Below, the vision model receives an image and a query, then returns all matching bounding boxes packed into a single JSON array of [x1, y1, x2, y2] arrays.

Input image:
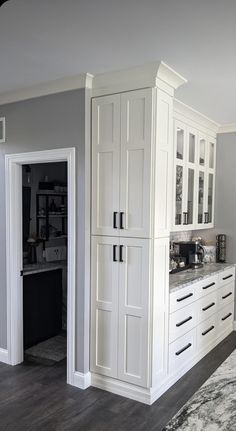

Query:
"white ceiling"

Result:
[[1, 0, 236, 124]]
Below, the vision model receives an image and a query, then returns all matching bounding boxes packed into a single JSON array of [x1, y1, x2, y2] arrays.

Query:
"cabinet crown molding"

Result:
[[174, 99, 220, 136], [92, 61, 187, 96]]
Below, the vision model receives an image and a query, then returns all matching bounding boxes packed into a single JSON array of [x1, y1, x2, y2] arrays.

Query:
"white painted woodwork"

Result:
[[92, 95, 120, 236], [152, 237, 170, 386], [118, 238, 150, 387], [169, 266, 235, 380], [120, 90, 153, 238], [172, 113, 216, 231], [90, 236, 119, 377], [154, 89, 173, 238]]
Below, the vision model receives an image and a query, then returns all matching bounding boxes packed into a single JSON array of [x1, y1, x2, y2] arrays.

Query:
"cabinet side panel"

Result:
[[152, 237, 169, 386], [154, 89, 173, 238]]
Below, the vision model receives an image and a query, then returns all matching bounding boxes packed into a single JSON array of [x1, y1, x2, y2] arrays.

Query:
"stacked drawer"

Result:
[[169, 266, 235, 375]]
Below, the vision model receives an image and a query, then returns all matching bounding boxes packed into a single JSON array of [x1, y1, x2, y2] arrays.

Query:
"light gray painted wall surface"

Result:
[[0, 89, 87, 373]]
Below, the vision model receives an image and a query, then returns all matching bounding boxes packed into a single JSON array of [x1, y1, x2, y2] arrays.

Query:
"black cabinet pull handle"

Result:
[[223, 274, 233, 281], [176, 316, 192, 327], [202, 325, 214, 336], [204, 212, 208, 224], [119, 245, 124, 262], [175, 343, 192, 356], [113, 212, 118, 229], [202, 302, 215, 311], [113, 245, 118, 262], [176, 293, 193, 302], [20, 270, 24, 277], [222, 292, 232, 300], [202, 282, 215, 290], [120, 212, 124, 229], [183, 212, 188, 225], [222, 312, 232, 321]]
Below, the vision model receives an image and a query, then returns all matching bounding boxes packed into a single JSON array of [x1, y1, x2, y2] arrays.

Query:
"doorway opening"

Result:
[[22, 162, 68, 366], [6, 148, 76, 385]]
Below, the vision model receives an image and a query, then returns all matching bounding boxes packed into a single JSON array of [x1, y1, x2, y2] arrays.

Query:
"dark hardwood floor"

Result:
[[0, 332, 235, 431]]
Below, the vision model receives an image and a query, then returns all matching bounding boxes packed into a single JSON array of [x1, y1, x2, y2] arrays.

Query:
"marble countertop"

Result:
[[23, 260, 67, 276], [170, 263, 235, 293]]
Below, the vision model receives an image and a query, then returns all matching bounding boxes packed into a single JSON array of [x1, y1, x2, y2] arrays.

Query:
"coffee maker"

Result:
[[172, 240, 205, 271]]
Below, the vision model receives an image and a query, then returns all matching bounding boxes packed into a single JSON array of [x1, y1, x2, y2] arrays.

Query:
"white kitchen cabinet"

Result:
[[172, 116, 216, 231], [90, 62, 187, 405], [92, 89, 153, 239], [173, 121, 198, 231], [90, 235, 150, 387]]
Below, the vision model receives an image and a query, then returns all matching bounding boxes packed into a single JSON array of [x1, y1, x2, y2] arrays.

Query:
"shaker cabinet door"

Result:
[[90, 236, 119, 378], [92, 95, 120, 236], [118, 238, 150, 387], [120, 89, 153, 238]]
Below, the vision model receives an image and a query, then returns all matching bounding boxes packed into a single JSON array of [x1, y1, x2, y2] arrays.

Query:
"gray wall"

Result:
[[215, 132, 236, 264], [0, 89, 87, 373]]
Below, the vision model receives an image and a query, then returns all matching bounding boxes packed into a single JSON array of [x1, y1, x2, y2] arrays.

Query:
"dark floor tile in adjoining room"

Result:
[[0, 332, 235, 431]]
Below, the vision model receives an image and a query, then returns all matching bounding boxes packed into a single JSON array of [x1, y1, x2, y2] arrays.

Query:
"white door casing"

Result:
[[5, 148, 76, 386]]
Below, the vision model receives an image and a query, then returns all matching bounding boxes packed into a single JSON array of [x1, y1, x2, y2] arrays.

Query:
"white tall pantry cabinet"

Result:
[[90, 63, 187, 404]]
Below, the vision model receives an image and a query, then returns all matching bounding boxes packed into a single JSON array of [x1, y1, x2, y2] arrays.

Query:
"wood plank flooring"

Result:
[[0, 332, 235, 431]]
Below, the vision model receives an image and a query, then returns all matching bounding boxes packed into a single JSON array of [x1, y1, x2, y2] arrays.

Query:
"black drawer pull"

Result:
[[113, 212, 118, 229], [222, 292, 232, 300], [202, 302, 215, 311], [119, 245, 124, 263], [120, 212, 125, 229], [202, 325, 215, 336], [177, 293, 193, 302], [176, 316, 192, 327], [223, 274, 233, 281], [202, 282, 215, 290], [113, 245, 118, 262], [175, 343, 192, 356], [222, 312, 232, 321]]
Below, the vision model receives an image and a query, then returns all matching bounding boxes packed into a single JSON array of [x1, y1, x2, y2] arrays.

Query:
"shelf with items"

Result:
[[36, 192, 67, 241]]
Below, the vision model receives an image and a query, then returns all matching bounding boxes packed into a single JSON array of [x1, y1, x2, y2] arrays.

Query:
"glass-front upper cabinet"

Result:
[[173, 121, 197, 230]]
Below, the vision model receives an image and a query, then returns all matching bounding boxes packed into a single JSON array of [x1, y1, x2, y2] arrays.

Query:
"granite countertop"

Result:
[[23, 260, 67, 276], [169, 263, 235, 293]]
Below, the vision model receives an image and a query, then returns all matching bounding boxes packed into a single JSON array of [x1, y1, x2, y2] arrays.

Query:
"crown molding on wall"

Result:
[[92, 61, 187, 97], [0, 73, 94, 106], [218, 124, 236, 134], [174, 98, 220, 137]]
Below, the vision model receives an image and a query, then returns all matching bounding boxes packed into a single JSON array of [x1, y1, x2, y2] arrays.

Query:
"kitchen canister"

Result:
[[216, 234, 226, 262]]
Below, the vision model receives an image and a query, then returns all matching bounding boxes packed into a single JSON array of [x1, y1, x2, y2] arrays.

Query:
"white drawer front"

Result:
[[195, 275, 218, 299], [169, 303, 197, 343], [219, 267, 235, 286], [218, 302, 234, 335], [197, 291, 218, 324], [218, 281, 234, 310], [169, 329, 196, 375], [170, 285, 196, 313], [197, 314, 217, 352]]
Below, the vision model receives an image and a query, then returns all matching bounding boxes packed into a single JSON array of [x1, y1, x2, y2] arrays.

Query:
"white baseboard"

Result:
[[72, 371, 91, 390], [91, 372, 151, 404], [0, 348, 9, 364], [233, 321, 236, 331]]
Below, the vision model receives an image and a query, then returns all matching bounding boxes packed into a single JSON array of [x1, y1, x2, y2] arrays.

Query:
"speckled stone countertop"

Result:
[[23, 260, 67, 276], [169, 263, 235, 293]]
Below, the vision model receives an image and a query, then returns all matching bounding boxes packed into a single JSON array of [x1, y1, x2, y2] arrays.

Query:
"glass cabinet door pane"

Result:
[[209, 142, 215, 169], [199, 139, 206, 166], [198, 171, 205, 223], [176, 128, 184, 160], [187, 168, 194, 225], [175, 165, 183, 225], [189, 133, 195, 163], [208, 173, 213, 223]]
